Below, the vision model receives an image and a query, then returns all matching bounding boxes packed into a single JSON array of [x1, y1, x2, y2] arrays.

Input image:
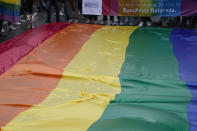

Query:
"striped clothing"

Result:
[[0, 0, 20, 22]]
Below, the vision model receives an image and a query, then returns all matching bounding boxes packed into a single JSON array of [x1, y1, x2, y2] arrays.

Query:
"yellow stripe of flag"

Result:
[[3, 26, 138, 131], [1, 0, 20, 5]]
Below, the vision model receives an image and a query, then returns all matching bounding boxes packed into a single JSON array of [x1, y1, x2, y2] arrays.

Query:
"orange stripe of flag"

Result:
[[0, 24, 103, 129]]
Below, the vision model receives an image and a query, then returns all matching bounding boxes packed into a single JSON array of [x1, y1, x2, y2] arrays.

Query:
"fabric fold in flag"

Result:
[[0, 23, 70, 75], [88, 27, 193, 131], [2, 25, 138, 131], [0, 23, 102, 130], [0, 23, 197, 131]]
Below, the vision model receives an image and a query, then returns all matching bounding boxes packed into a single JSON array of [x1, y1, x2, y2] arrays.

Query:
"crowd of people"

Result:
[[0, 0, 197, 36]]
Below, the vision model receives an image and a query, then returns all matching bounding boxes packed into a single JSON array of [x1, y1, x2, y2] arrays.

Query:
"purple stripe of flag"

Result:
[[170, 29, 197, 131], [0, 14, 19, 22]]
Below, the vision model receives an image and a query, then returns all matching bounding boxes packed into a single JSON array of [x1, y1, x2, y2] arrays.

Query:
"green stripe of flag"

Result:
[[88, 27, 192, 131], [0, 2, 20, 11]]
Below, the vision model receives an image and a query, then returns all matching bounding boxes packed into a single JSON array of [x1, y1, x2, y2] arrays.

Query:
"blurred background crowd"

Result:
[[0, 0, 197, 37]]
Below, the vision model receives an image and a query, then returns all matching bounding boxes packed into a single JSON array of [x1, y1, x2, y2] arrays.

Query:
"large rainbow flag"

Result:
[[0, 23, 197, 131], [0, 0, 20, 22]]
